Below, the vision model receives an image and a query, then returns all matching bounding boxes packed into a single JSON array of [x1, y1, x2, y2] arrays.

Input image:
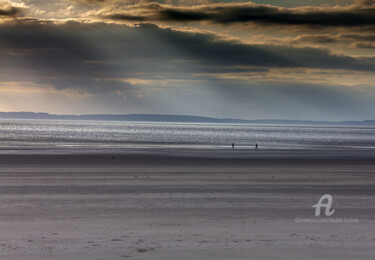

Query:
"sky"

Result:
[[0, 0, 375, 120]]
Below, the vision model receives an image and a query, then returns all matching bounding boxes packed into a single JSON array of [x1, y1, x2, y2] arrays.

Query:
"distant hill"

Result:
[[0, 112, 374, 126]]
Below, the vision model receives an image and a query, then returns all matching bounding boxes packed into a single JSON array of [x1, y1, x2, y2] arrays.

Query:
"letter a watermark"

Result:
[[312, 194, 335, 217]]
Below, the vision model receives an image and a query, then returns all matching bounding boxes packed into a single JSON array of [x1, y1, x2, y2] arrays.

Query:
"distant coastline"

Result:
[[0, 112, 374, 126]]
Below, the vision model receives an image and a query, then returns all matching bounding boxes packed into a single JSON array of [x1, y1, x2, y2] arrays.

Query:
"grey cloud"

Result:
[[269, 32, 375, 50], [1, 21, 375, 97], [293, 34, 339, 44], [0, 21, 135, 95], [0, 19, 375, 120], [339, 33, 375, 42], [351, 42, 375, 48], [107, 13, 146, 21], [295, 33, 375, 44], [100, 1, 375, 28], [0, 6, 21, 17], [354, 0, 375, 6]]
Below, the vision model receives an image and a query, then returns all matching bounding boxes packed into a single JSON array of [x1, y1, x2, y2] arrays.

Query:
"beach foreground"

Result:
[[0, 149, 374, 259]]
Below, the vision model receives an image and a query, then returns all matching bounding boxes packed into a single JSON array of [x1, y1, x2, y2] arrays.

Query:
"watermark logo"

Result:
[[312, 194, 335, 217], [295, 194, 359, 224]]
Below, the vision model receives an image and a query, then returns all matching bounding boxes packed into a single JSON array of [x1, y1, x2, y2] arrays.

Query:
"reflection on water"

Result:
[[0, 119, 374, 149]]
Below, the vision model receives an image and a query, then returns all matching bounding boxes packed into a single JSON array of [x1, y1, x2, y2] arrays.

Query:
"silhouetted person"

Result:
[[255, 143, 258, 150], [232, 143, 235, 149]]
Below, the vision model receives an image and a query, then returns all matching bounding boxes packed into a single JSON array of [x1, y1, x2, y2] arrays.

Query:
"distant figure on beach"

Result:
[[232, 143, 235, 149], [255, 143, 258, 150]]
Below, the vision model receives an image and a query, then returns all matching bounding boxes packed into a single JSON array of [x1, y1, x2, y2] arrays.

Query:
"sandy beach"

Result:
[[0, 149, 374, 259]]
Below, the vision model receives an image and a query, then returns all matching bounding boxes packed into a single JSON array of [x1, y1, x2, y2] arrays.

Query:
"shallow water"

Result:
[[0, 119, 374, 149]]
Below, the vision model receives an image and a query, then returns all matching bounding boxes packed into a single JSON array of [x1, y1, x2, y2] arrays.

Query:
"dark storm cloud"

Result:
[[1, 21, 375, 97], [0, 6, 21, 17], [1, 17, 374, 120], [149, 26, 375, 71], [101, 1, 375, 28], [0, 21, 136, 95]]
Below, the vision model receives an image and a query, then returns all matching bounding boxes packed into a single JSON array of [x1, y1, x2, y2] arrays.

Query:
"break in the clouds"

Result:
[[0, 0, 374, 120]]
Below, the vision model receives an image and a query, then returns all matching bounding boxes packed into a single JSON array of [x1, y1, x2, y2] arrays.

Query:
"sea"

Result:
[[0, 119, 374, 150]]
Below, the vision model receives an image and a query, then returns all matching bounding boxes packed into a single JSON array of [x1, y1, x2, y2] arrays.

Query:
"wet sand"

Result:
[[0, 149, 374, 259]]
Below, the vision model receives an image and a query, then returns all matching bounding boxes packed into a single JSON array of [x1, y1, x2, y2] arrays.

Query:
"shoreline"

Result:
[[1, 146, 375, 160]]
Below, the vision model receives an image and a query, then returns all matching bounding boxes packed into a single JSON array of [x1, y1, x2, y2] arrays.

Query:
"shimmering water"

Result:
[[0, 119, 374, 149]]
